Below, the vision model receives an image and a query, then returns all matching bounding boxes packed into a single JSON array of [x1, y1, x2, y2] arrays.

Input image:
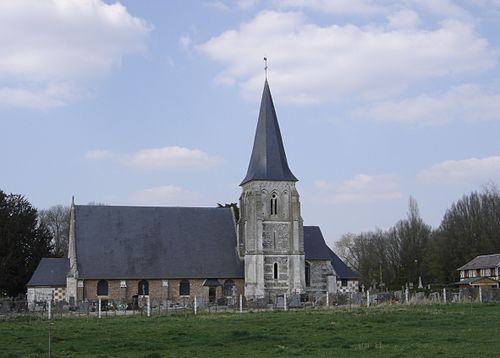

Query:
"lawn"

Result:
[[1, 303, 499, 357]]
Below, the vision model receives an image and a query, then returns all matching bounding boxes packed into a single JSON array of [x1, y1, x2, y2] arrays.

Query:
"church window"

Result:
[[180, 279, 190, 296], [341, 279, 348, 287], [223, 279, 235, 297], [138, 280, 149, 295], [273, 231, 277, 249], [270, 193, 278, 215], [273, 262, 279, 280], [305, 262, 311, 287], [97, 280, 108, 296]]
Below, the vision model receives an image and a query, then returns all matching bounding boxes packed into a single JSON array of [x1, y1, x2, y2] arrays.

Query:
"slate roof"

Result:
[[241, 80, 298, 185], [304, 226, 332, 260], [74, 205, 244, 279], [457, 254, 500, 270], [304, 226, 360, 279], [27, 258, 69, 286]]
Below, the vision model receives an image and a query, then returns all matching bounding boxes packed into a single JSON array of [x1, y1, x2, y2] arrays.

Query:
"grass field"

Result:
[[1, 303, 499, 357]]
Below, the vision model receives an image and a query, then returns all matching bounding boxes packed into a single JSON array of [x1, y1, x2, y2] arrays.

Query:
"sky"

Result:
[[1, 0, 500, 248]]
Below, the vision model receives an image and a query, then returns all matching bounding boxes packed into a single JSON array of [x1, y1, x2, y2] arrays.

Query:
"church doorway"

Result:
[[209, 287, 216, 303]]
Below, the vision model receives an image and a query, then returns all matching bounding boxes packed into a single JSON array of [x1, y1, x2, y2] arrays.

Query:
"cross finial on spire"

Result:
[[264, 57, 268, 79]]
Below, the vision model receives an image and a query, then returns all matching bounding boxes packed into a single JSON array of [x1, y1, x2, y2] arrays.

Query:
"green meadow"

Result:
[[1, 303, 499, 357]]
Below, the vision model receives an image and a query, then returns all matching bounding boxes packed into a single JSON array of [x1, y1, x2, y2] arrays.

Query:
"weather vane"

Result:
[[264, 57, 268, 79]]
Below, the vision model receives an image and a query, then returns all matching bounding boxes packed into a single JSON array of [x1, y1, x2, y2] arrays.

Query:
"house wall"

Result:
[[336, 279, 359, 294], [82, 278, 244, 303], [460, 268, 500, 280], [27, 286, 66, 310]]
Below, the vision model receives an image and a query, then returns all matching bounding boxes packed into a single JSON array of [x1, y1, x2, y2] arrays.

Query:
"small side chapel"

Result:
[[27, 79, 359, 307]]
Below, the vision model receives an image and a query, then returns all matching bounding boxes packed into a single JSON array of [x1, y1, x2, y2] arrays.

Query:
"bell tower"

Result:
[[238, 79, 305, 301]]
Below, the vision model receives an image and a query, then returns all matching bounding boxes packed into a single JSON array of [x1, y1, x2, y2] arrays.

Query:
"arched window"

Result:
[[270, 193, 278, 215], [179, 279, 190, 296], [223, 279, 235, 297], [305, 262, 311, 287], [97, 280, 108, 296], [273, 262, 279, 280], [138, 280, 149, 295]]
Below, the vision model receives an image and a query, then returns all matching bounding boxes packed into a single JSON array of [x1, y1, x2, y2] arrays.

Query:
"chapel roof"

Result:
[[74, 205, 244, 279], [26, 258, 69, 286], [304, 226, 360, 279], [457, 254, 500, 271], [241, 80, 298, 185]]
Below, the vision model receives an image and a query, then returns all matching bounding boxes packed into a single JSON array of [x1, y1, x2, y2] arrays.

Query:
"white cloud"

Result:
[[0, 83, 80, 109], [275, 0, 386, 15], [87, 146, 220, 170], [197, 11, 494, 104], [129, 185, 210, 206], [411, 0, 471, 21], [205, 1, 231, 12], [388, 10, 420, 29], [314, 174, 402, 204], [179, 35, 192, 50], [125, 146, 221, 170], [0, 0, 150, 108], [85, 149, 114, 161], [418, 156, 500, 183], [356, 84, 500, 124], [239, 0, 259, 10]]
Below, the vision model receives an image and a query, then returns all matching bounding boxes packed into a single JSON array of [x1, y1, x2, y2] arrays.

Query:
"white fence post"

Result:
[[147, 296, 151, 317], [194, 296, 197, 315], [98, 297, 101, 319], [405, 288, 409, 304], [48, 299, 51, 320], [479, 287, 482, 303], [367, 290, 370, 307], [239, 294, 243, 313], [443, 288, 447, 304], [284, 293, 287, 311], [326, 292, 329, 307]]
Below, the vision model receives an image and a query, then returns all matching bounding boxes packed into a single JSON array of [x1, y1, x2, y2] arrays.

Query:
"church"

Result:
[[27, 80, 359, 307]]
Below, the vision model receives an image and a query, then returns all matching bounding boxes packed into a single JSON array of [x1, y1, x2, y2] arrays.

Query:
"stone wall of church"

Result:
[[82, 278, 244, 304], [306, 260, 334, 293], [240, 180, 305, 299]]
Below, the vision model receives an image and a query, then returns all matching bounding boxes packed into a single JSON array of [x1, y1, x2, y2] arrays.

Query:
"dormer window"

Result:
[[270, 193, 278, 215]]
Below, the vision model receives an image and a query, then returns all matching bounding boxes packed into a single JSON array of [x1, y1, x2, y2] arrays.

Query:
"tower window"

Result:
[[270, 194, 278, 215], [273, 262, 279, 280], [305, 262, 311, 287]]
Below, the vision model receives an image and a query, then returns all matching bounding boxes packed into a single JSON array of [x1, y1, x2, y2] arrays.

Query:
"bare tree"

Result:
[[39, 205, 70, 257]]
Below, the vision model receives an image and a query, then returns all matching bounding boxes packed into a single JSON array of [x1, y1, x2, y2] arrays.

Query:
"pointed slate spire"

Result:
[[241, 80, 298, 185]]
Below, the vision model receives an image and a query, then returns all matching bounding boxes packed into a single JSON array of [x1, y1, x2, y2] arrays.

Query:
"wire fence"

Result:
[[2, 287, 499, 320]]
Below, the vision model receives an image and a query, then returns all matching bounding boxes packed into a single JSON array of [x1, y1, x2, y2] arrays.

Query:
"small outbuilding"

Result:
[[26, 258, 69, 309]]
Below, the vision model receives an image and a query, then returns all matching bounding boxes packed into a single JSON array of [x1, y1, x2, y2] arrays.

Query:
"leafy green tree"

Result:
[[0, 190, 53, 297]]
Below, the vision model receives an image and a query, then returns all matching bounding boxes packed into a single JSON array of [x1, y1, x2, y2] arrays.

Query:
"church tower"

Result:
[[238, 80, 305, 301]]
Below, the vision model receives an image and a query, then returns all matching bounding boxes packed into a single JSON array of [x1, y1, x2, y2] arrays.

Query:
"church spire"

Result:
[[240, 80, 298, 185]]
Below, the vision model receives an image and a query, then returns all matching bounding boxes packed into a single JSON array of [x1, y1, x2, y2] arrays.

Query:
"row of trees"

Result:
[[0, 190, 70, 297], [336, 185, 500, 290]]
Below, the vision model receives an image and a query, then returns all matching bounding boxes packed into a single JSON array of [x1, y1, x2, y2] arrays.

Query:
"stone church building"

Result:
[[27, 80, 359, 307]]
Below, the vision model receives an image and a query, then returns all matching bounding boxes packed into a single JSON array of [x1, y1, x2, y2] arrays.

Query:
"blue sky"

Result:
[[1, 0, 500, 247]]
